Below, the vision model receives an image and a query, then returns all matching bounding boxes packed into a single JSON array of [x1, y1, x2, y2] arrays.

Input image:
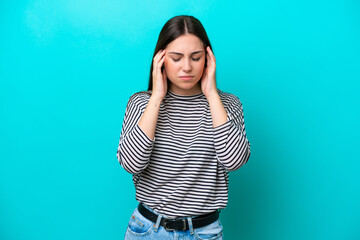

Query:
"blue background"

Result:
[[1, 0, 359, 239]]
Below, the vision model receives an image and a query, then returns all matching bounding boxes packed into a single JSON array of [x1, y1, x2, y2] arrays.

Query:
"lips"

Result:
[[179, 76, 194, 80]]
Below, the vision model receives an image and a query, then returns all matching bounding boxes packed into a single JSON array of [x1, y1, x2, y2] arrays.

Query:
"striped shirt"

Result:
[[116, 90, 251, 218]]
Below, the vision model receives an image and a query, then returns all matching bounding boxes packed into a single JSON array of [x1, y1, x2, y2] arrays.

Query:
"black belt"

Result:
[[137, 203, 220, 231]]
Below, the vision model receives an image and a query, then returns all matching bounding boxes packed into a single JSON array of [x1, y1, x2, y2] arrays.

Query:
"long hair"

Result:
[[147, 15, 213, 91]]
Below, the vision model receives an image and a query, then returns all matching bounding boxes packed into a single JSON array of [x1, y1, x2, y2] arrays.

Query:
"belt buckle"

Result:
[[164, 219, 187, 231]]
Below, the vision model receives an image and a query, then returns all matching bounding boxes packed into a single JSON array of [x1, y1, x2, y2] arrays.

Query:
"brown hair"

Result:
[[147, 15, 213, 91]]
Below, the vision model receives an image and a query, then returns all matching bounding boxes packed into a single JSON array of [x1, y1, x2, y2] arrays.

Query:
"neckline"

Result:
[[167, 90, 204, 100]]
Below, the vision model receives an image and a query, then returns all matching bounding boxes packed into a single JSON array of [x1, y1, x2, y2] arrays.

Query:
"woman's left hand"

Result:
[[201, 46, 217, 98]]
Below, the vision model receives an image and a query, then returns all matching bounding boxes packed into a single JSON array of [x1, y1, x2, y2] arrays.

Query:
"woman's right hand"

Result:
[[138, 49, 167, 140], [151, 49, 167, 101]]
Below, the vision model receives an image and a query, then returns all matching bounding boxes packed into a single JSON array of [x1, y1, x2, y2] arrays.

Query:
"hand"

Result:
[[151, 49, 168, 101], [201, 46, 217, 98]]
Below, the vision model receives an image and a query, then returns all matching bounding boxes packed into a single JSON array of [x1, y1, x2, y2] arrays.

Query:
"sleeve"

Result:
[[213, 94, 251, 171], [116, 94, 155, 174]]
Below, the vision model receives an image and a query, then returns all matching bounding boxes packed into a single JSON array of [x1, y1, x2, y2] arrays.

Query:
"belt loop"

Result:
[[154, 213, 163, 232], [187, 217, 194, 235]]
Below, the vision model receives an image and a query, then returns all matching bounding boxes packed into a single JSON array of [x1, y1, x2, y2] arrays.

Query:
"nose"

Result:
[[182, 58, 192, 72]]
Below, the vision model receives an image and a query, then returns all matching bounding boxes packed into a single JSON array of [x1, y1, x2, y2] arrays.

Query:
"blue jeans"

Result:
[[124, 205, 224, 240]]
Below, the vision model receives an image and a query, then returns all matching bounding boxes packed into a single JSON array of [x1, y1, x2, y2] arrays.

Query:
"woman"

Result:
[[117, 15, 251, 239]]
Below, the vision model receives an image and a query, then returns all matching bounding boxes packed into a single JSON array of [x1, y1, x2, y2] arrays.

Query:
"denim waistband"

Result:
[[140, 203, 209, 220]]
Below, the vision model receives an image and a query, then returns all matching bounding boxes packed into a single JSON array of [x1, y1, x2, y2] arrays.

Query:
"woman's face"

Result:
[[164, 34, 206, 95]]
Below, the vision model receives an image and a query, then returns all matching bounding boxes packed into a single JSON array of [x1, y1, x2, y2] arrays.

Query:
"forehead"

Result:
[[166, 34, 204, 52]]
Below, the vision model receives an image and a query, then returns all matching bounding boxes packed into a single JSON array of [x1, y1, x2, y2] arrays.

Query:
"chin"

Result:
[[180, 81, 200, 89], [168, 77, 201, 92]]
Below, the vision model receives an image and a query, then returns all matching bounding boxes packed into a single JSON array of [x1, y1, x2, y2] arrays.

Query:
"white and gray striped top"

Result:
[[117, 90, 251, 218]]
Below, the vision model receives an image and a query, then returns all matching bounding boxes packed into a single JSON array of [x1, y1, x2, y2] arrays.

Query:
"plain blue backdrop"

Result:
[[1, 0, 359, 239]]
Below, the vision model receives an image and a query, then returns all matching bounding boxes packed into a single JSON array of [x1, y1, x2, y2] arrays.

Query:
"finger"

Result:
[[158, 49, 166, 58], [153, 51, 166, 74], [156, 49, 165, 57], [205, 51, 212, 68], [158, 49, 166, 60], [153, 49, 165, 64], [207, 46, 216, 63], [153, 50, 161, 61], [156, 52, 166, 70]]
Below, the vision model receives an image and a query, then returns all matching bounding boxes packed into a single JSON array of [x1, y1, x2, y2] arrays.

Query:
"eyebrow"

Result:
[[168, 51, 204, 56]]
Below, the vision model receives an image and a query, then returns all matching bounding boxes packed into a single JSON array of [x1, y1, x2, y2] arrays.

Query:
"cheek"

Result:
[[197, 59, 206, 72], [164, 58, 170, 68], [164, 59, 177, 74]]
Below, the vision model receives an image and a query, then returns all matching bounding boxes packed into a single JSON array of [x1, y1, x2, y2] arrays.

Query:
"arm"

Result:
[[117, 49, 167, 173], [138, 49, 168, 140], [116, 94, 155, 174], [212, 94, 251, 171], [138, 96, 162, 140], [201, 46, 250, 171], [201, 46, 227, 128], [206, 91, 228, 128]]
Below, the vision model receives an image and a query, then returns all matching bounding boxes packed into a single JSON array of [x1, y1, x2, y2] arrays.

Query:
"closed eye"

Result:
[[172, 57, 201, 62]]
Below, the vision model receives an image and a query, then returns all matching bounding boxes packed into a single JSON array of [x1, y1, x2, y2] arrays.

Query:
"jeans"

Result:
[[124, 205, 224, 240]]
